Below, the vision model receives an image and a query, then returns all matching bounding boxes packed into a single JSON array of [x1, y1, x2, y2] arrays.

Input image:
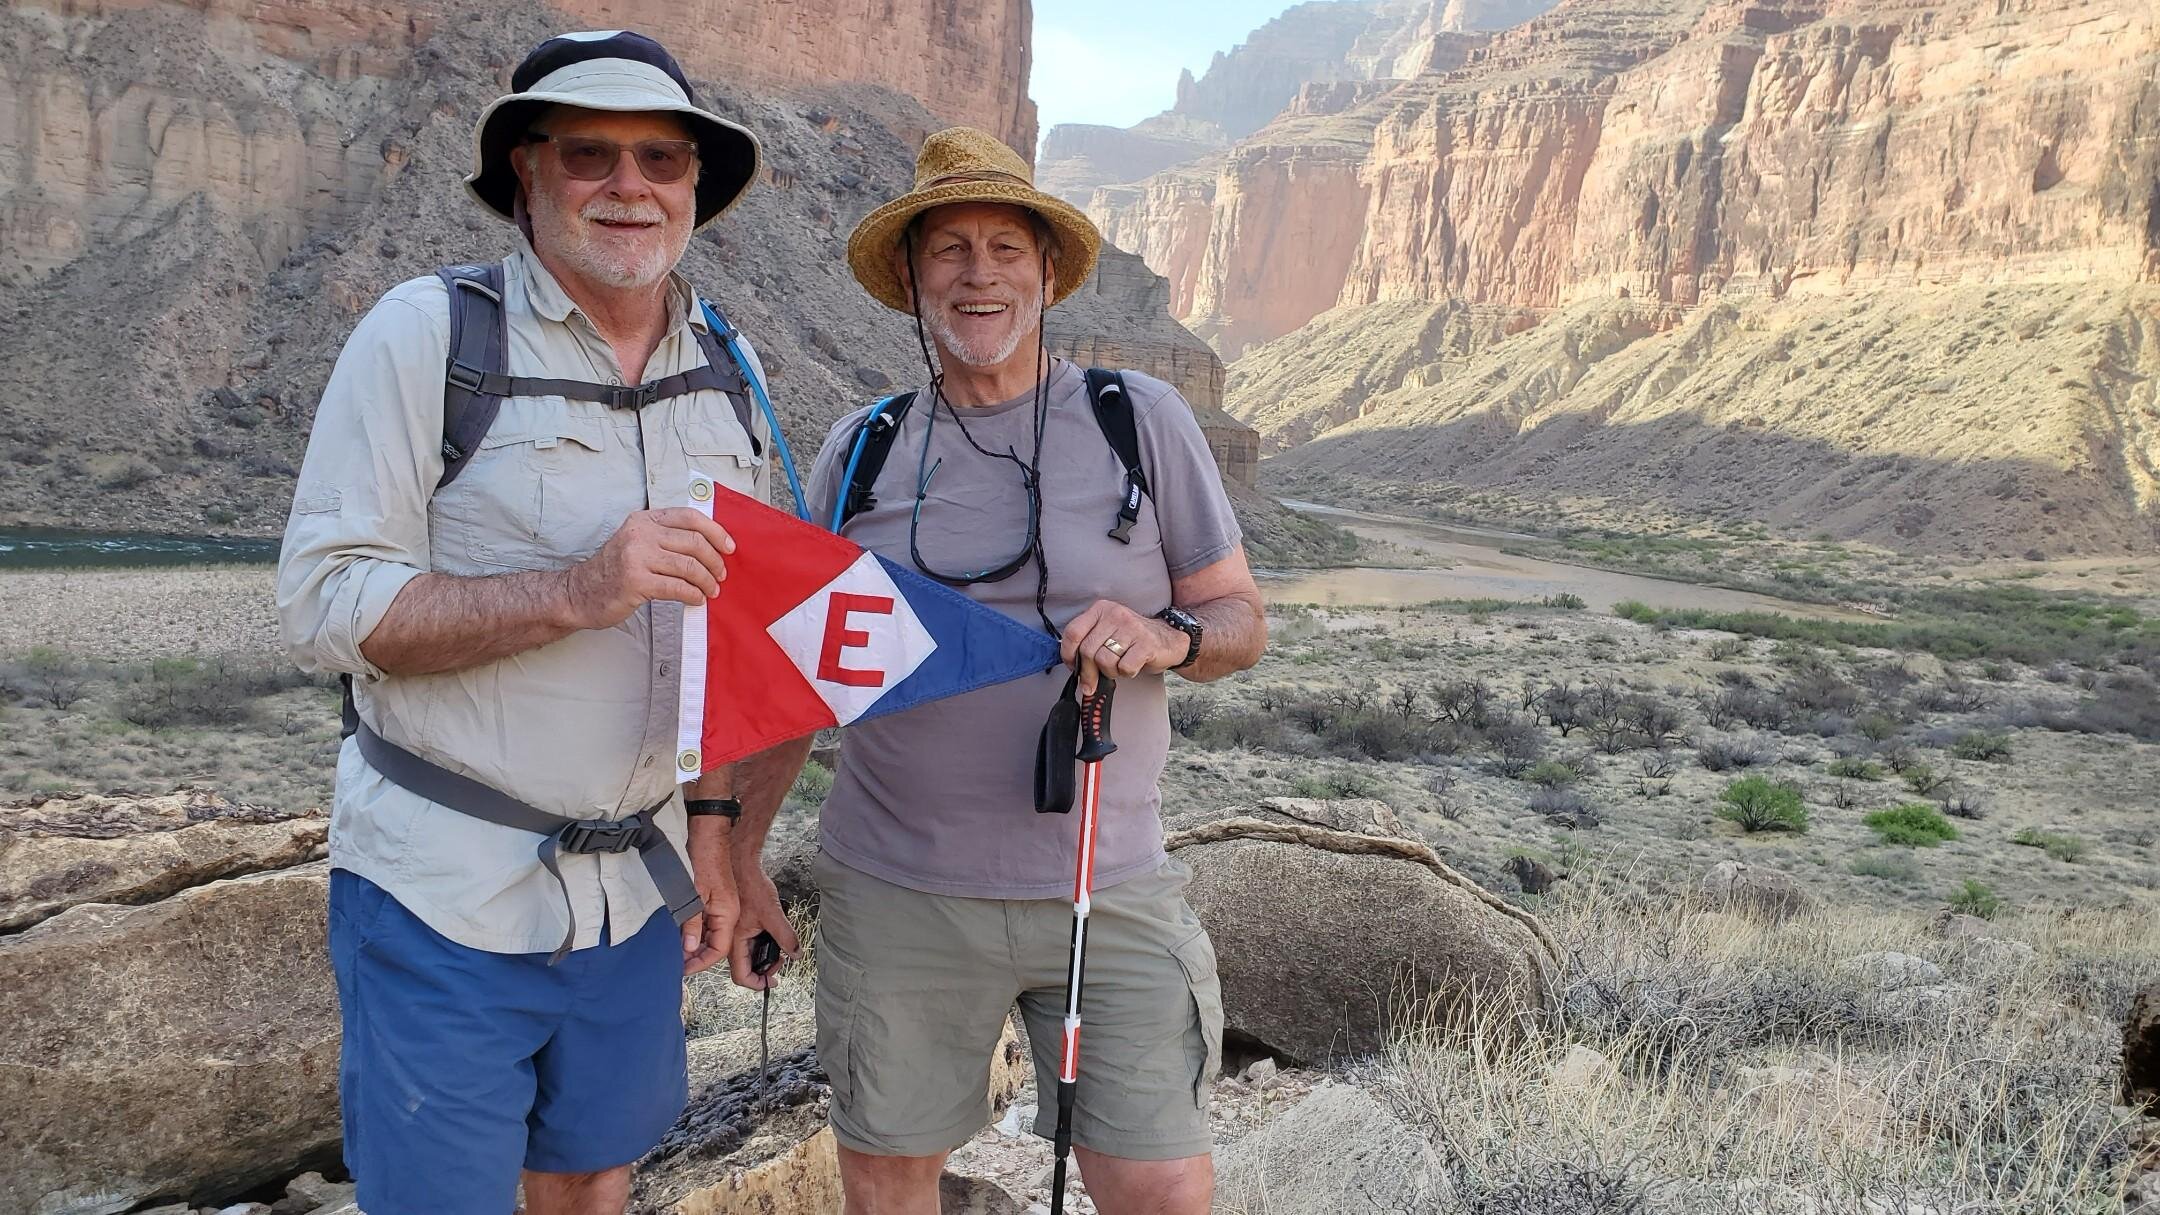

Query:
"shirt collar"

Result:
[[513, 233, 703, 334]]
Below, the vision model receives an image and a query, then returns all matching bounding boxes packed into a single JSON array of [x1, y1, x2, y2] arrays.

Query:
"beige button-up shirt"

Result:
[[278, 239, 767, 955]]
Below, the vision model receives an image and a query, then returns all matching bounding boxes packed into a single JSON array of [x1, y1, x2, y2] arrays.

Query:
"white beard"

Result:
[[925, 279, 1045, 368], [527, 182, 687, 289]]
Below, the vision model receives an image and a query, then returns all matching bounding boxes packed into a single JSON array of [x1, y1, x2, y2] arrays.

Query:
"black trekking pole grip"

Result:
[[1076, 678, 1117, 764]]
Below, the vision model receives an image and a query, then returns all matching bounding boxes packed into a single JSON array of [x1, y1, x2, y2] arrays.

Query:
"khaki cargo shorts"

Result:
[[811, 850, 1224, 1160]]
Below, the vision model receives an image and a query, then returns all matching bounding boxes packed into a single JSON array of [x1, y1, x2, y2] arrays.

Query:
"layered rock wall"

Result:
[[1103, 0, 2160, 350]]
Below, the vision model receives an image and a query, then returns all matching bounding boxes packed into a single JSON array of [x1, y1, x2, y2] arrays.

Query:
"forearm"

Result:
[[1173, 592, 1267, 683], [359, 569, 579, 676], [727, 734, 815, 867]]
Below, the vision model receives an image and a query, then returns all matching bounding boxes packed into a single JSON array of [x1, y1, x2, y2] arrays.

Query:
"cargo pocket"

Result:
[[815, 947, 864, 1110], [1171, 928, 1223, 1109], [676, 411, 763, 474]]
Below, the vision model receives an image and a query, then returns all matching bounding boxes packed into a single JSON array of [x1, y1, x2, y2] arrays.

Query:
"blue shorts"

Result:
[[328, 870, 688, 1215]]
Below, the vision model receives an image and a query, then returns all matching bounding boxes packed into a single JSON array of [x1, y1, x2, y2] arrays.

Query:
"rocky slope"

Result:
[[1128, 0, 2160, 558], [0, 0, 1316, 553]]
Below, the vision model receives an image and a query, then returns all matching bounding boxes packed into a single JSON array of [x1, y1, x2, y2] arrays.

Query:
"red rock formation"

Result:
[[1105, 0, 2160, 350]]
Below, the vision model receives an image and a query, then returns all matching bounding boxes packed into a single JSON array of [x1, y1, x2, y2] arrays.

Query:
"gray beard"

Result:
[[527, 184, 686, 289], [925, 284, 1045, 369]]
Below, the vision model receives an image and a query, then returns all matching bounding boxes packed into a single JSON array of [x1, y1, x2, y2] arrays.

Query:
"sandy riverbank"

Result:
[[0, 567, 280, 660]]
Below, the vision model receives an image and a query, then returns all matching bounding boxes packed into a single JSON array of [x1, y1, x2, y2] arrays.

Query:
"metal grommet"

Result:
[[689, 478, 713, 503], [677, 749, 700, 773]]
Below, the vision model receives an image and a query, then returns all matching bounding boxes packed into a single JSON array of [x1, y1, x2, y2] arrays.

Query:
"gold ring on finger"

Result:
[[1102, 637, 1126, 656]]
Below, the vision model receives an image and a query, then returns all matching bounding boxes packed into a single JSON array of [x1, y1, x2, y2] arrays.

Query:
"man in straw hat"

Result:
[[773, 127, 1268, 1212], [278, 30, 801, 1214]]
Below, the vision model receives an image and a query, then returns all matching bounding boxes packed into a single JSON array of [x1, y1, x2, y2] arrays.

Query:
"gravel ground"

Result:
[[0, 567, 278, 660]]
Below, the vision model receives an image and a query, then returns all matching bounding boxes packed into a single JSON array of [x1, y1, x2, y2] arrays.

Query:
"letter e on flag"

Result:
[[768, 553, 936, 725], [818, 593, 893, 687]]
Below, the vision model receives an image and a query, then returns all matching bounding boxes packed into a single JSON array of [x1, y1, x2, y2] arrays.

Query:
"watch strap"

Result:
[[685, 797, 742, 820], [1157, 608, 1203, 671]]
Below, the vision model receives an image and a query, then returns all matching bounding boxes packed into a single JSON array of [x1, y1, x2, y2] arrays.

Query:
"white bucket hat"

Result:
[[466, 30, 762, 230]]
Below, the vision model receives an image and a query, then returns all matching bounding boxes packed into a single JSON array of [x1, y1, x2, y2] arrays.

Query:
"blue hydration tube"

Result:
[[699, 299, 809, 522], [830, 394, 902, 533]]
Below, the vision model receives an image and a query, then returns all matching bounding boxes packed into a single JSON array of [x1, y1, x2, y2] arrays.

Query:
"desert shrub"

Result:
[[1696, 736, 1766, 772], [1715, 775, 1809, 833], [1387, 685, 1421, 720], [1634, 750, 1677, 797], [1902, 764, 1952, 796], [1879, 741, 1920, 774], [1542, 592, 1587, 610], [1865, 802, 1959, 847], [1826, 756, 1883, 780], [1950, 730, 2012, 761], [1784, 669, 1862, 715], [1948, 878, 2004, 919], [790, 760, 833, 807], [2012, 827, 2087, 863], [1938, 787, 1988, 820], [18, 646, 91, 711], [1697, 687, 1747, 729], [1854, 711, 1900, 742], [1734, 688, 1792, 732], [1624, 694, 1685, 749], [1537, 681, 1584, 736], [1324, 713, 1428, 762], [1611, 600, 1658, 624], [1287, 698, 1337, 734], [2048, 671, 2160, 742], [1427, 768, 1464, 820], [1483, 712, 1546, 777], [1166, 692, 1214, 738], [1194, 708, 1288, 751], [1521, 759, 1579, 788], [1849, 851, 1921, 882], [1581, 679, 1634, 754], [1429, 678, 1495, 729], [116, 656, 272, 728], [1912, 677, 1990, 714], [1704, 636, 1749, 661], [1528, 786, 1599, 828]]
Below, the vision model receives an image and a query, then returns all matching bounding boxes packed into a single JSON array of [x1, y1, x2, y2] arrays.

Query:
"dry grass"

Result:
[[1372, 860, 2160, 1212]]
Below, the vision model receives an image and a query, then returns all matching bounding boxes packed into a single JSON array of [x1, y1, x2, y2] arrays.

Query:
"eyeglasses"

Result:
[[909, 452, 1042, 586], [525, 134, 698, 184]]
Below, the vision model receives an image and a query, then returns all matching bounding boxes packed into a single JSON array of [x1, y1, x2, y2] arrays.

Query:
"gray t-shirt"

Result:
[[803, 358, 1242, 899]]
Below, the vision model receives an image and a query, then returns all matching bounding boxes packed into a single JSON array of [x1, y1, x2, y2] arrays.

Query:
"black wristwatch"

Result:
[[1155, 606, 1203, 670], [685, 797, 742, 821]]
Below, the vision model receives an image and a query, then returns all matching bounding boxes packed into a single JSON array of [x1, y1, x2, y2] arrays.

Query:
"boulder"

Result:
[[2123, 983, 2160, 1107], [1213, 1083, 1450, 1214], [1548, 1044, 1620, 1090], [1506, 854, 1560, 895], [0, 862, 339, 1215], [0, 791, 326, 931], [1930, 911, 1994, 940], [1698, 861, 1816, 923], [1169, 815, 1556, 1066]]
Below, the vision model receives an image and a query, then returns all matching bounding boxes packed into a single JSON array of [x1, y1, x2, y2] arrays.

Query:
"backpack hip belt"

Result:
[[351, 715, 701, 964]]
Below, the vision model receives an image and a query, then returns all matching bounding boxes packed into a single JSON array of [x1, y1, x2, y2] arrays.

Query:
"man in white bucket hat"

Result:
[[278, 29, 801, 1215]]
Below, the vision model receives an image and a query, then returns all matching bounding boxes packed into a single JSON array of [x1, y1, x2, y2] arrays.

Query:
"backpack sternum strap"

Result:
[[434, 261, 764, 487]]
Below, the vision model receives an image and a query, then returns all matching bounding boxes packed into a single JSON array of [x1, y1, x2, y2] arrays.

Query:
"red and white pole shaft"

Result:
[[1050, 678, 1115, 1215]]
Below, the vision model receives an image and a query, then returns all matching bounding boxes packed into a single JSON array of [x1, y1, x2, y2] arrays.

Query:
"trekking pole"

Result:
[[1050, 678, 1115, 1215]]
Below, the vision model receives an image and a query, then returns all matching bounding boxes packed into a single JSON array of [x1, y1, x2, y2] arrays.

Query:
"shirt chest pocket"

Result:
[[674, 406, 762, 493], [430, 402, 618, 573]]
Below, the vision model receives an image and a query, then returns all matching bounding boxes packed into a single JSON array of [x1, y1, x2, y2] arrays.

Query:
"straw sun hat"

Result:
[[847, 127, 1101, 312]]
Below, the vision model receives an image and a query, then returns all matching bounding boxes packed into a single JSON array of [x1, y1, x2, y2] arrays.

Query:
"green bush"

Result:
[[2011, 827, 2087, 863], [1611, 600, 1659, 625], [1521, 759, 1580, 788], [1902, 764, 1952, 796], [1864, 802, 1960, 847], [1948, 878, 2004, 919], [790, 761, 834, 807], [1826, 756, 1884, 781], [1714, 775, 1810, 834], [1541, 592, 1587, 610], [1950, 730, 2013, 762]]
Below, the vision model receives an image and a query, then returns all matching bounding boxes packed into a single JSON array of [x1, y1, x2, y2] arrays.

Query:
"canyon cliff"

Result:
[[1081, 0, 2160, 558], [0, 0, 1299, 552]]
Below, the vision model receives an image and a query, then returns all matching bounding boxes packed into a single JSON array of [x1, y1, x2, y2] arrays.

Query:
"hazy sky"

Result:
[[1030, 0, 1295, 138]]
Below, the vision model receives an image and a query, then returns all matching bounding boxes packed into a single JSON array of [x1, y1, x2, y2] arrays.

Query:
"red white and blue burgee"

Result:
[[674, 473, 1061, 777]]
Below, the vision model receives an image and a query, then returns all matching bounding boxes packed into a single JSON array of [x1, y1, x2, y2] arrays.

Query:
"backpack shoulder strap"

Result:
[[835, 392, 918, 531], [1082, 368, 1148, 544], [435, 262, 508, 489], [688, 318, 763, 458]]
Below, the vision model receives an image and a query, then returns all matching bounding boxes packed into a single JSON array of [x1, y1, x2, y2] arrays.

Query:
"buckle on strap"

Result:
[[555, 817, 645, 855], [605, 381, 660, 410]]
